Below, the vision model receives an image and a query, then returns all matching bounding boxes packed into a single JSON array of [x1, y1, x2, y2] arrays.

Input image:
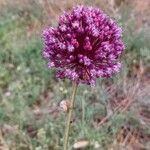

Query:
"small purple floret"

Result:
[[42, 5, 125, 85]]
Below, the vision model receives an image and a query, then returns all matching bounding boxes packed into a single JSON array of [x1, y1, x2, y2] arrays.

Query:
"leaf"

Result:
[[73, 140, 90, 149]]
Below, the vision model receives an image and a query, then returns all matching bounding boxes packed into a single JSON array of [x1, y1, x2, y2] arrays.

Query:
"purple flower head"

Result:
[[42, 5, 125, 85]]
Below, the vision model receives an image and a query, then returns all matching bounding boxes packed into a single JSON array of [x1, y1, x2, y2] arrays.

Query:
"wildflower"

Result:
[[42, 5, 125, 85]]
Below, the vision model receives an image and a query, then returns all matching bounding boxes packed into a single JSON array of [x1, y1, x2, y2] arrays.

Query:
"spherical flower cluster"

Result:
[[42, 5, 125, 85]]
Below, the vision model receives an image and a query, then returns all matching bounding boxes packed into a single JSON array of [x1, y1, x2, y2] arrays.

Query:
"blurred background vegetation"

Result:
[[0, 0, 150, 150]]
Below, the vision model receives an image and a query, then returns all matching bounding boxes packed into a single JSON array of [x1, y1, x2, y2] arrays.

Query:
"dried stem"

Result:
[[63, 82, 78, 150]]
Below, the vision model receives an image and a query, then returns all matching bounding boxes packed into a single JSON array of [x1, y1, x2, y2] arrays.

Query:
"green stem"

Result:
[[63, 82, 78, 150], [82, 97, 85, 124]]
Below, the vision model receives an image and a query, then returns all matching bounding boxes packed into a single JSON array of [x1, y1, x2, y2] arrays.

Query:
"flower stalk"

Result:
[[63, 82, 78, 150]]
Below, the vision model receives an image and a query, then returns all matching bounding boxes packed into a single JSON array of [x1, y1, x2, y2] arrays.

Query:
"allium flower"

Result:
[[42, 5, 125, 85]]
